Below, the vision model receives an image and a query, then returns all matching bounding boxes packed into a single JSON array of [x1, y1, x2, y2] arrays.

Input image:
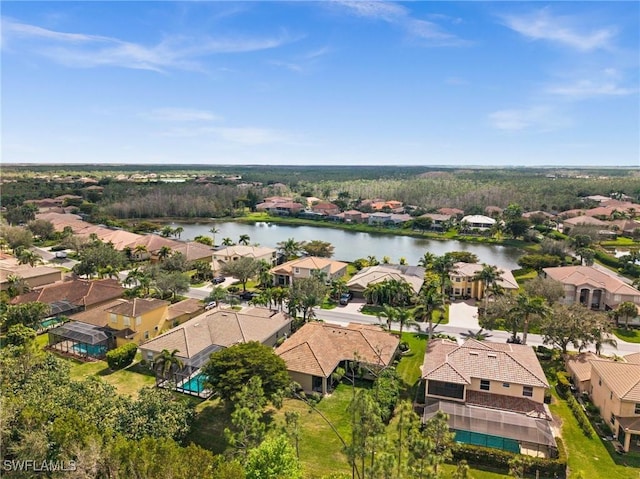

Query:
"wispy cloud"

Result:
[[547, 79, 636, 99], [269, 46, 331, 74], [488, 105, 570, 131], [331, 1, 467, 46], [1, 17, 293, 72], [142, 108, 222, 122], [500, 8, 616, 51]]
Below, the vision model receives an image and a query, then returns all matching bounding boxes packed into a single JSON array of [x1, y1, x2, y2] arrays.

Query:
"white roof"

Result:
[[461, 215, 496, 225]]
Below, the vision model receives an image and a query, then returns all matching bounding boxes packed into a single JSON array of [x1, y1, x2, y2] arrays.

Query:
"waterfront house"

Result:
[[311, 202, 341, 216], [270, 257, 348, 286], [460, 215, 496, 230], [347, 264, 425, 296], [213, 245, 278, 267], [449, 262, 518, 300]]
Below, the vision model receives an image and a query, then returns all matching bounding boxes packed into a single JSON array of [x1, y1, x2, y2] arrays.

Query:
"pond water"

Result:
[[169, 221, 523, 270]]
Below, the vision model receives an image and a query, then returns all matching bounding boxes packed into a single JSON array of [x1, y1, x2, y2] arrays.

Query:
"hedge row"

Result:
[[595, 250, 621, 270], [555, 371, 571, 399], [566, 394, 595, 438], [106, 342, 138, 370], [451, 441, 567, 478]]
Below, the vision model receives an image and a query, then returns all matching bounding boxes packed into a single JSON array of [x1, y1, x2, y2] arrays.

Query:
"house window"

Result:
[[610, 413, 616, 425], [123, 317, 130, 327], [110, 313, 117, 324], [599, 378, 602, 386], [503, 383, 510, 388], [635, 403, 640, 414], [455, 277, 461, 283], [523, 386, 533, 397], [144, 331, 149, 340], [480, 379, 490, 391], [614, 294, 621, 302], [136, 316, 142, 326], [146, 351, 153, 360], [294, 267, 300, 274]]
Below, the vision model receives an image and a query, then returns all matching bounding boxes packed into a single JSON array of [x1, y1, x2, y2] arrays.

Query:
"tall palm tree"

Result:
[[377, 304, 398, 331], [473, 264, 503, 310], [418, 252, 435, 269], [413, 285, 445, 340], [6, 274, 30, 298], [395, 308, 416, 336], [133, 244, 148, 260], [330, 279, 349, 301], [366, 255, 380, 266], [98, 265, 119, 279], [510, 293, 551, 345], [272, 287, 289, 311], [238, 234, 251, 246], [154, 349, 184, 381], [616, 301, 638, 329], [592, 329, 618, 356], [432, 254, 455, 302], [277, 238, 304, 261], [209, 227, 220, 246], [173, 226, 184, 239], [17, 249, 42, 267], [160, 226, 174, 238], [221, 237, 235, 246], [158, 246, 172, 261]]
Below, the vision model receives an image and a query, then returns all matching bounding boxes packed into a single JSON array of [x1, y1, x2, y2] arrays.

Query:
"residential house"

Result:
[[422, 339, 555, 457], [213, 245, 278, 267], [566, 352, 599, 394], [12, 278, 124, 317], [256, 198, 304, 216], [562, 216, 607, 228], [342, 210, 369, 223], [125, 235, 181, 261], [139, 307, 292, 395], [438, 207, 464, 217], [368, 212, 412, 226], [311, 202, 341, 216], [276, 322, 399, 395], [171, 241, 214, 265], [105, 298, 170, 346], [166, 298, 203, 327], [460, 215, 496, 230], [589, 357, 640, 452], [418, 213, 451, 230], [449, 262, 518, 300], [270, 257, 348, 286], [542, 266, 640, 315], [1, 264, 63, 291], [347, 264, 425, 296]]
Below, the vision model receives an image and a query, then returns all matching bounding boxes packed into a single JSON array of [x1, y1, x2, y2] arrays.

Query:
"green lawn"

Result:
[[395, 331, 427, 398], [613, 328, 640, 343], [66, 358, 156, 397], [186, 397, 231, 453]]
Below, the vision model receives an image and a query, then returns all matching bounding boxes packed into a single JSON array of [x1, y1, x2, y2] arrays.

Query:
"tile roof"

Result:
[[125, 234, 181, 252], [347, 264, 425, 293], [566, 352, 600, 383], [624, 352, 640, 365], [167, 298, 203, 320], [0, 264, 63, 282], [276, 322, 399, 378], [590, 360, 640, 402], [543, 266, 640, 297], [422, 339, 548, 388], [270, 257, 348, 276], [140, 307, 291, 359], [106, 298, 169, 316], [451, 262, 519, 290], [563, 216, 607, 226], [213, 245, 276, 259], [69, 299, 128, 327], [171, 242, 213, 262], [12, 278, 124, 308]]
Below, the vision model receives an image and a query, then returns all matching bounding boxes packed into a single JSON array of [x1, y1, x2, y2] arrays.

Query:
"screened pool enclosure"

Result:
[[48, 322, 115, 360]]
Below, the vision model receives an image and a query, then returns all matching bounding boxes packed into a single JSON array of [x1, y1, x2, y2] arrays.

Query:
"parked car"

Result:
[[205, 301, 217, 310], [54, 251, 68, 259], [212, 276, 225, 284], [239, 291, 257, 301], [339, 292, 353, 305]]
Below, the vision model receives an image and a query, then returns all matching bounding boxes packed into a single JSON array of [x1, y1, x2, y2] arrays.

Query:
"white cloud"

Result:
[[488, 106, 569, 131], [547, 79, 636, 99], [331, 1, 466, 46], [500, 8, 616, 51], [1, 18, 293, 72], [143, 108, 222, 122]]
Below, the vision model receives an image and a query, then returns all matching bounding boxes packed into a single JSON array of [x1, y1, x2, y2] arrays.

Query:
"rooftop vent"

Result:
[[469, 352, 479, 356], [487, 353, 497, 358]]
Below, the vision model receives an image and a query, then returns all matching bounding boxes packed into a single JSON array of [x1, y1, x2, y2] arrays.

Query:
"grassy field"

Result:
[[64, 357, 156, 397], [613, 327, 640, 343]]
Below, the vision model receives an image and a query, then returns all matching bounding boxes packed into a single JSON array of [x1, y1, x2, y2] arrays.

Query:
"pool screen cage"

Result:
[[154, 344, 223, 396], [48, 321, 115, 360], [424, 400, 557, 457]]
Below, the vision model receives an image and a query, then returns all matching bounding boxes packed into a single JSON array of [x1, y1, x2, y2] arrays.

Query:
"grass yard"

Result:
[[395, 331, 427, 398], [187, 397, 230, 454], [66, 358, 156, 397], [613, 327, 640, 343]]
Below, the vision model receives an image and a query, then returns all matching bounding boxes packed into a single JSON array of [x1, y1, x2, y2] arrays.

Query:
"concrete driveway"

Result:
[[446, 300, 480, 330]]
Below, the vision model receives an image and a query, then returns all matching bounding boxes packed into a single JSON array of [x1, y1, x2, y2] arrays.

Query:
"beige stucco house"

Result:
[[213, 245, 278, 267], [270, 256, 348, 286], [449, 262, 518, 300], [347, 264, 425, 296]]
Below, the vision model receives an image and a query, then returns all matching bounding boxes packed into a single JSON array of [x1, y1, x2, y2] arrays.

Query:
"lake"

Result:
[[169, 221, 523, 270]]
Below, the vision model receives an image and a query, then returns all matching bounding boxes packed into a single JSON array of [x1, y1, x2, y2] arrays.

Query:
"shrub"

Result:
[[594, 250, 620, 270], [106, 343, 138, 370], [555, 372, 571, 399], [566, 394, 594, 438]]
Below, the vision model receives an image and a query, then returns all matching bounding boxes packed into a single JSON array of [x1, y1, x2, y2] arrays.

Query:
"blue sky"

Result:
[[2, 1, 639, 166]]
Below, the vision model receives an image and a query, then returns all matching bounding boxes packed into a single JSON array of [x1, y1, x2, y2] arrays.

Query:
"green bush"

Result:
[[105, 342, 138, 370], [595, 250, 621, 270], [555, 371, 571, 399], [566, 394, 594, 438]]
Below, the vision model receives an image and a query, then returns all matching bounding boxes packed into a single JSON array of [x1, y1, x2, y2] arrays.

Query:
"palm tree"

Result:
[[133, 244, 148, 260], [160, 226, 174, 238], [473, 264, 503, 310], [277, 238, 304, 261], [366, 255, 380, 266], [330, 279, 349, 301], [173, 226, 184, 239], [205, 286, 228, 306], [377, 304, 398, 331], [209, 227, 220, 246], [158, 246, 172, 261], [17, 249, 42, 267], [238, 234, 251, 246], [6, 274, 30, 298], [413, 285, 445, 340], [97, 265, 119, 279], [221, 237, 235, 246], [154, 349, 184, 381], [124, 268, 142, 288], [592, 329, 618, 356], [460, 328, 493, 341], [432, 254, 455, 302], [510, 293, 551, 345], [616, 301, 638, 329], [395, 308, 416, 336], [418, 252, 435, 269]]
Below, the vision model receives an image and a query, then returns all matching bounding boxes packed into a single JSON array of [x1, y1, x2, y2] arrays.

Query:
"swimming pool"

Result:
[[40, 318, 62, 328], [180, 373, 207, 393], [72, 343, 107, 357]]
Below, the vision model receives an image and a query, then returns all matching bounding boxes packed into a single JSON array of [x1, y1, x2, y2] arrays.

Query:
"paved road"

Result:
[[314, 302, 639, 357]]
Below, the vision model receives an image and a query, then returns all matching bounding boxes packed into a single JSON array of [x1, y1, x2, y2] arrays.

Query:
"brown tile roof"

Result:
[[140, 307, 291, 359], [543, 266, 640, 298], [563, 216, 607, 226], [566, 352, 599, 383], [270, 257, 348, 276], [0, 265, 63, 282], [437, 207, 464, 216], [347, 264, 425, 294], [171, 242, 213, 262], [126, 234, 181, 252], [624, 352, 640, 365], [12, 279, 124, 308], [167, 298, 203, 321], [422, 339, 549, 388], [69, 299, 128, 327], [451, 262, 519, 290], [275, 322, 399, 378], [213, 245, 276, 260], [590, 360, 640, 402], [106, 298, 169, 316]]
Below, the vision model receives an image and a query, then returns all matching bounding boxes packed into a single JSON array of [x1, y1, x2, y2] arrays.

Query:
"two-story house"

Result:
[[213, 245, 278, 267], [269, 256, 348, 286], [449, 262, 518, 300], [422, 339, 556, 457], [104, 298, 170, 346], [543, 266, 640, 316], [347, 264, 425, 297]]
